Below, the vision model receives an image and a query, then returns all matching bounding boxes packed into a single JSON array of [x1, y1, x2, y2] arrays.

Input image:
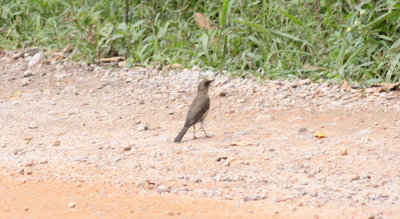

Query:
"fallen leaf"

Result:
[[194, 12, 215, 30], [340, 80, 360, 93], [340, 80, 351, 91], [364, 87, 384, 93], [364, 82, 400, 93], [314, 132, 327, 138], [23, 136, 32, 141], [170, 63, 183, 69]]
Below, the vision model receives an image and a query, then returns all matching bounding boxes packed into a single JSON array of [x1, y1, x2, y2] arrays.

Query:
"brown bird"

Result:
[[174, 79, 214, 143]]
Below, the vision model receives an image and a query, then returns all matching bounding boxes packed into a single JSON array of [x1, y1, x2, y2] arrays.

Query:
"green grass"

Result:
[[0, 0, 399, 86]]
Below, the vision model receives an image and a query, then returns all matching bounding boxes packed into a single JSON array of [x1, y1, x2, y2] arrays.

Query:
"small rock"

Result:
[[299, 79, 312, 85], [216, 156, 227, 162], [24, 207, 29, 211], [243, 195, 267, 202], [122, 146, 132, 152], [23, 70, 33, 77], [256, 114, 273, 121], [0, 143, 6, 148], [351, 175, 360, 181], [27, 52, 45, 67], [309, 191, 318, 197], [157, 185, 171, 193], [125, 77, 133, 83], [136, 124, 149, 131], [21, 78, 30, 87], [13, 148, 24, 155], [340, 148, 348, 155], [68, 202, 75, 208], [219, 90, 227, 97], [223, 160, 231, 166], [298, 127, 308, 133], [52, 140, 60, 146], [28, 122, 38, 129], [25, 48, 40, 56], [12, 52, 24, 60], [237, 98, 246, 103]]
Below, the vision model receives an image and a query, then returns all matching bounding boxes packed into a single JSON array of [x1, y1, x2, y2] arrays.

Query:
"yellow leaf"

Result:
[[314, 132, 327, 138]]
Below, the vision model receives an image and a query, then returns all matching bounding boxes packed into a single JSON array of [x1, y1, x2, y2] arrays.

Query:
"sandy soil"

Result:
[[0, 49, 400, 218]]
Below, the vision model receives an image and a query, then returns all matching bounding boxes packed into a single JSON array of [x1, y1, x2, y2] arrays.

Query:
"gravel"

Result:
[[1, 50, 400, 217]]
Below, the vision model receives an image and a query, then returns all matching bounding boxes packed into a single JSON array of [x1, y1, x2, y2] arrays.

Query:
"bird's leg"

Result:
[[192, 125, 197, 139], [201, 122, 210, 138]]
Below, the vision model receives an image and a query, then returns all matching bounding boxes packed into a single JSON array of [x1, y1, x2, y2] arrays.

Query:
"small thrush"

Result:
[[174, 79, 214, 143]]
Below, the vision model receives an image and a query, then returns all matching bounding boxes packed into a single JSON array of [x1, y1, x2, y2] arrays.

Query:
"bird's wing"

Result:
[[185, 94, 210, 127]]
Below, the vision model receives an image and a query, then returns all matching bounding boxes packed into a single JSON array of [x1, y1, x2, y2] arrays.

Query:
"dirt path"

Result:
[[1, 50, 400, 218]]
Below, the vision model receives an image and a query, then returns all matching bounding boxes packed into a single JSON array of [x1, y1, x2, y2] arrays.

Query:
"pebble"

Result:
[[216, 156, 227, 162], [237, 98, 246, 103], [68, 202, 76, 208], [243, 194, 267, 202], [27, 52, 45, 67], [136, 124, 149, 131], [157, 185, 171, 193], [1, 52, 400, 218], [21, 78, 30, 86], [122, 146, 132, 152], [219, 90, 227, 96], [28, 122, 39, 129], [23, 70, 33, 77], [340, 148, 348, 155]]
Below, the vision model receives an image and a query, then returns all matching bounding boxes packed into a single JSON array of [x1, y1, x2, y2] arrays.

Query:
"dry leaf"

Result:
[[23, 136, 32, 141], [194, 12, 215, 30], [170, 63, 183, 69], [340, 80, 360, 93], [314, 132, 327, 138], [379, 82, 400, 90], [364, 82, 400, 93], [364, 87, 385, 93], [340, 80, 351, 91]]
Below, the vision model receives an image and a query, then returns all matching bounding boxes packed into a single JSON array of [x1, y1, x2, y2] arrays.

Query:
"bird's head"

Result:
[[198, 78, 214, 93]]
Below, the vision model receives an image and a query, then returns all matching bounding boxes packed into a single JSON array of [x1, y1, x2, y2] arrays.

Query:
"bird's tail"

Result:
[[174, 126, 189, 143]]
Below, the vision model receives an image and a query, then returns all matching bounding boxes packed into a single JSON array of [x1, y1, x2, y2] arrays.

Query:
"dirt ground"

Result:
[[1, 50, 400, 218]]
